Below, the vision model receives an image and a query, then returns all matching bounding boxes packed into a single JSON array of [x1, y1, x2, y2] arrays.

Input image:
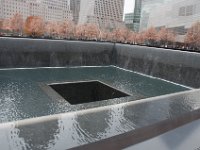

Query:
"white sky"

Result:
[[124, 0, 135, 14]]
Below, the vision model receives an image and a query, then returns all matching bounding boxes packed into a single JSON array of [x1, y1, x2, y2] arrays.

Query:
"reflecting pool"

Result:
[[0, 66, 189, 123]]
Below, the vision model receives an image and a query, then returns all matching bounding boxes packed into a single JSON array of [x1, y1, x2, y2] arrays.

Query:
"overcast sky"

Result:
[[124, 0, 135, 14]]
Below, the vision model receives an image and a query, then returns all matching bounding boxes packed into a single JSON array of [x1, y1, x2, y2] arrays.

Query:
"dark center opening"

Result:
[[49, 81, 130, 105]]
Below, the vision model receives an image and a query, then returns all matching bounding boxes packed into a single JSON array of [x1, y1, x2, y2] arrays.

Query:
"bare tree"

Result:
[[157, 27, 176, 47], [119, 28, 130, 43], [136, 32, 145, 45], [106, 31, 114, 42], [127, 31, 136, 44], [0, 19, 3, 30], [112, 28, 123, 43], [24, 16, 45, 37], [45, 21, 60, 38], [185, 22, 200, 50], [2, 19, 12, 32], [84, 23, 100, 41], [99, 31, 108, 41], [144, 27, 158, 45], [10, 13, 24, 35], [111, 29, 118, 42], [59, 20, 75, 39], [75, 25, 87, 40]]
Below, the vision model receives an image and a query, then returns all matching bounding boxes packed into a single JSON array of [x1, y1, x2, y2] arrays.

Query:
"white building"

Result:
[[0, 0, 3, 18], [0, 0, 72, 22], [140, 0, 173, 31], [70, 0, 80, 24], [78, 0, 125, 30], [147, 0, 200, 42], [124, 13, 134, 31], [42, 0, 72, 22], [63, 0, 73, 21], [29, 0, 45, 17], [0, 0, 29, 20]]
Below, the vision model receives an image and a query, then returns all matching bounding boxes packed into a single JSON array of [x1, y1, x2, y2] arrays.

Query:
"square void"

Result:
[[49, 81, 130, 105]]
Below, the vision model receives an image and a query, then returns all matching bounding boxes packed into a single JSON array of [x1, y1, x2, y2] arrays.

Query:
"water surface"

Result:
[[0, 66, 189, 123]]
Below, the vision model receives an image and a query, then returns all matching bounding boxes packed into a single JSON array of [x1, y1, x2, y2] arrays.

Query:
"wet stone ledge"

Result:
[[0, 89, 200, 149]]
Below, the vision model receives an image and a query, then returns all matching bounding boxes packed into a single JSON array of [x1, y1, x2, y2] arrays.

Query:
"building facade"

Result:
[[63, 0, 73, 21], [124, 13, 134, 31], [133, 0, 142, 32], [70, 0, 80, 24], [42, 0, 72, 22], [139, 0, 172, 31], [78, 0, 125, 30], [147, 0, 200, 42], [29, 0, 45, 17], [0, 0, 29, 20], [0, 0, 72, 22]]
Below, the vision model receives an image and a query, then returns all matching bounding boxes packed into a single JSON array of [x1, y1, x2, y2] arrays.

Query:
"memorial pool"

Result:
[[1, 38, 200, 149], [0, 66, 188, 123]]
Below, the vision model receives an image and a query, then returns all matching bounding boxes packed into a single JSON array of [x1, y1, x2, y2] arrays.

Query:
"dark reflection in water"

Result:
[[4, 106, 136, 149], [124, 100, 172, 127], [2, 89, 200, 149], [125, 92, 200, 150], [76, 106, 136, 141], [18, 120, 59, 150]]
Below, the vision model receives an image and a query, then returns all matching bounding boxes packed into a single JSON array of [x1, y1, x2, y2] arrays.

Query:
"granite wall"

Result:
[[0, 38, 114, 67], [115, 44, 200, 88], [0, 37, 200, 88]]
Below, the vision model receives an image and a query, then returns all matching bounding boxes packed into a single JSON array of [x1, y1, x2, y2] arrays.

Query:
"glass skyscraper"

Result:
[[132, 0, 173, 32], [139, 0, 172, 31], [124, 13, 134, 31], [133, 0, 142, 32]]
